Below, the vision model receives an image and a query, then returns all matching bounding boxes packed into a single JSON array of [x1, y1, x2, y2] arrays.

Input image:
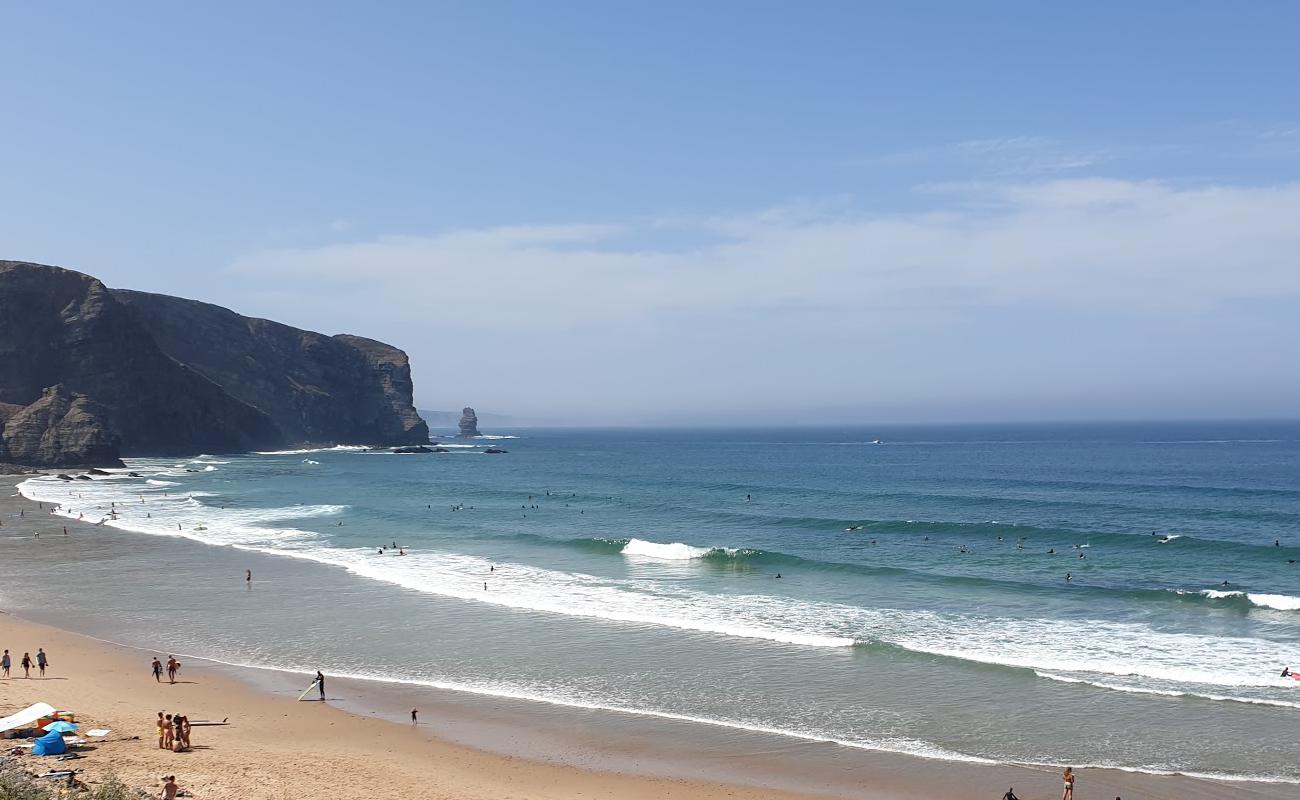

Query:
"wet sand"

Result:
[[2, 476, 1292, 800]]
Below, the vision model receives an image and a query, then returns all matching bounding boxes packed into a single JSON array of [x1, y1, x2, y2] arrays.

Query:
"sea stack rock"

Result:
[[458, 407, 481, 438]]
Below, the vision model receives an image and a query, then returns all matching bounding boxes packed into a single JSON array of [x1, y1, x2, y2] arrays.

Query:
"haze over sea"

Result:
[[8, 421, 1300, 782]]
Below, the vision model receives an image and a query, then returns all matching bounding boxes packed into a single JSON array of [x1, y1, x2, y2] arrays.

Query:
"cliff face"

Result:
[[0, 261, 428, 466], [0, 385, 122, 467], [113, 291, 429, 446]]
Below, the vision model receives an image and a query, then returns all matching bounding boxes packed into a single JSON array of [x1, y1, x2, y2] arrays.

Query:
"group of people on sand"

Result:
[[1002, 766, 1085, 800], [156, 711, 193, 752], [0, 647, 48, 678], [151, 655, 183, 683]]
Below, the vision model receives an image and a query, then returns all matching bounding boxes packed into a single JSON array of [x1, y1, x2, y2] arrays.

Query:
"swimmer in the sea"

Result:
[[1048, 548, 1055, 554], [1065, 573, 1072, 582]]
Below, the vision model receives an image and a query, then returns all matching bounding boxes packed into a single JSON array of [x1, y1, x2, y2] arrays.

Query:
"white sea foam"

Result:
[[254, 445, 372, 455], [622, 538, 712, 560], [1034, 671, 1300, 709], [145, 479, 178, 487], [474, 434, 519, 440], [1196, 589, 1300, 611], [16, 473, 1300, 706]]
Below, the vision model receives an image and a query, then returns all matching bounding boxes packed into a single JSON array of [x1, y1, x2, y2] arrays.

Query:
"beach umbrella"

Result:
[[42, 721, 78, 733]]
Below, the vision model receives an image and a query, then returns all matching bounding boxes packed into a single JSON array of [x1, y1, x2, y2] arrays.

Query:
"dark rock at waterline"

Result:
[[73, 474, 92, 480], [0, 260, 429, 467], [87, 467, 111, 475], [57, 474, 73, 481], [392, 445, 433, 454], [0, 385, 123, 468], [458, 407, 481, 438], [128, 471, 141, 477], [483, 447, 508, 454]]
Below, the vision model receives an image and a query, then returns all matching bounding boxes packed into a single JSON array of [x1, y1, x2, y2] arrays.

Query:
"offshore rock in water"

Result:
[[392, 445, 433, 453], [458, 407, 481, 438], [483, 447, 508, 454]]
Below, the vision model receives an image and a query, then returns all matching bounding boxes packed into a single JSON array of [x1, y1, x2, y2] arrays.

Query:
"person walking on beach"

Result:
[[152, 657, 163, 682], [1, 649, 9, 677], [36, 648, 47, 677], [1061, 766, 1076, 800], [167, 656, 179, 683], [316, 670, 326, 700], [20, 652, 32, 678]]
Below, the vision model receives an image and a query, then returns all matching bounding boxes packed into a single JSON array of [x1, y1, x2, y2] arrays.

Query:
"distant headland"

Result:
[[0, 260, 429, 468]]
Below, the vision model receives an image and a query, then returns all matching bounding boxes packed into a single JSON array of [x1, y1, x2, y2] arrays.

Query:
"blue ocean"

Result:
[[10, 421, 1300, 783]]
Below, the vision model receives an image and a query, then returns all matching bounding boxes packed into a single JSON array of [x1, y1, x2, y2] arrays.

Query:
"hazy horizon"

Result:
[[5, 3, 1299, 425]]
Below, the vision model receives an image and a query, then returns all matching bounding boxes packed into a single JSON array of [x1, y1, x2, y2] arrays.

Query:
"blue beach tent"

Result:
[[31, 730, 66, 756]]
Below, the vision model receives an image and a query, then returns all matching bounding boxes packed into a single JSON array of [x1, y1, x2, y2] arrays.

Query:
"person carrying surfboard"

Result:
[[316, 670, 326, 700]]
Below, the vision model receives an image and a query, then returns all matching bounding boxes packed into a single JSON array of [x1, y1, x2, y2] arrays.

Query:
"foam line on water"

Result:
[[17, 474, 1300, 697], [1034, 671, 1300, 709]]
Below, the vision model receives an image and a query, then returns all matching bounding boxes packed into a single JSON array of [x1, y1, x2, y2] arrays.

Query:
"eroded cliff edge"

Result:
[[0, 261, 428, 466]]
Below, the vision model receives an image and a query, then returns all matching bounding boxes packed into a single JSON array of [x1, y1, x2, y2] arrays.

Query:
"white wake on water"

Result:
[[622, 538, 713, 560], [17, 471, 1300, 712]]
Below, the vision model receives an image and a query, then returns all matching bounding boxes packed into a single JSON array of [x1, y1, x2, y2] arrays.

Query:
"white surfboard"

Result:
[[296, 680, 319, 701]]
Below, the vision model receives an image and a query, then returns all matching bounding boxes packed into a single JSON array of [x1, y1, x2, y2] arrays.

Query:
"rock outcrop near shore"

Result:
[[0, 261, 428, 466]]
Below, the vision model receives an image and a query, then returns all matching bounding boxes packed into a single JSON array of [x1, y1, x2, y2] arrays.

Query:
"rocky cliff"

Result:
[[458, 407, 481, 438], [113, 291, 428, 447], [0, 261, 428, 466]]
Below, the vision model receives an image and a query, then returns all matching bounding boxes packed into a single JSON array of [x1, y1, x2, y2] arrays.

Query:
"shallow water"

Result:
[[6, 422, 1300, 781]]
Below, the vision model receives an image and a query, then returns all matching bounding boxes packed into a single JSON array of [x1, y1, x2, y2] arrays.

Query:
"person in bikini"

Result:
[[1062, 766, 1075, 800]]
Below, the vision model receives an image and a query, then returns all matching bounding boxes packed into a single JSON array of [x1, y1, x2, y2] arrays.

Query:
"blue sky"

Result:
[[4, 2, 1299, 423]]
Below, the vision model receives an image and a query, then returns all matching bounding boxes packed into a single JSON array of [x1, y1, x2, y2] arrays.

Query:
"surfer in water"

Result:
[[1283, 666, 1292, 678], [246, 569, 252, 584], [1065, 573, 1072, 582]]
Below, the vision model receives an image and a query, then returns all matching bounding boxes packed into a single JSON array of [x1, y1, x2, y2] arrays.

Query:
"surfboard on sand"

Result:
[[297, 680, 320, 701]]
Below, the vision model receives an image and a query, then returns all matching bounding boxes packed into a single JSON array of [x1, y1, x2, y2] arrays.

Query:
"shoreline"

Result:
[[4, 474, 1294, 799]]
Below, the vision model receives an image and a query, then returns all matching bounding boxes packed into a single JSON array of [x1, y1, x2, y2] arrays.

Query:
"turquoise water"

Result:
[[11, 422, 1300, 781]]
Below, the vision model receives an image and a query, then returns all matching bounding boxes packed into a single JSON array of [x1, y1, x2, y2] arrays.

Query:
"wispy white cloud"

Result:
[[227, 179, 1300, 329], [853, 136, 1114, 176]]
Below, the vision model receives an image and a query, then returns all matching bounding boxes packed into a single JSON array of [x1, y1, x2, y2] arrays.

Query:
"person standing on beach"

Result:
[[163, 715, 174, 750], [316, 670, 326, 700], [20, 652, 32, 678], [152, 657, 163, 682], [411, 708, 418, 725], [156, 712, 167, 749], [1, 650, 9, 677], [1061, 766, 1075, 800], [246, 569, 252, 584], [36, 648, 47, 677]]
